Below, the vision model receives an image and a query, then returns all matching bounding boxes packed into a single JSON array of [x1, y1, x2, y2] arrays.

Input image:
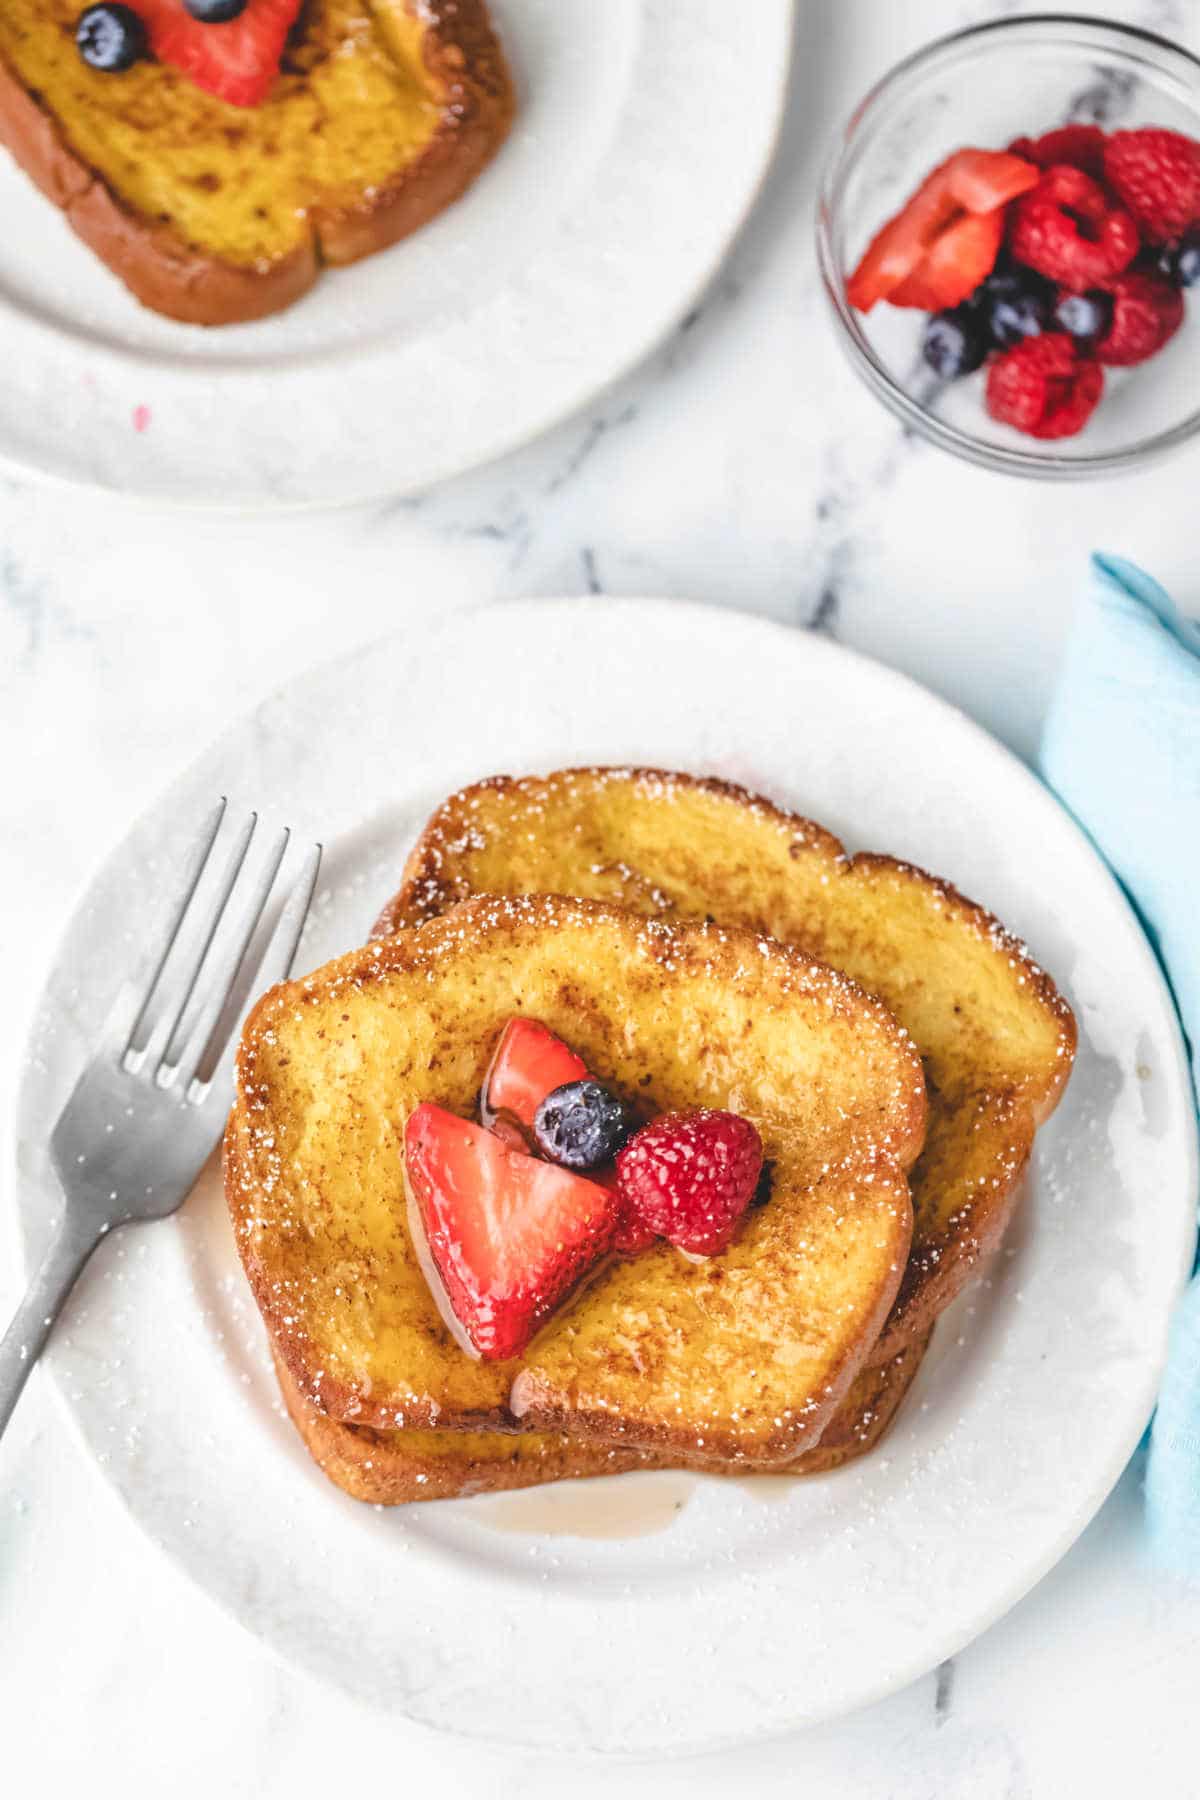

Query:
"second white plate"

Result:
[[13, 601, 1196, 1754], [0, 1, 793, 506]]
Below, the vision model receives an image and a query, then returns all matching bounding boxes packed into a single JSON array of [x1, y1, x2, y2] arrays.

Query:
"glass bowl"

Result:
[[817, 14, 1200, 477]]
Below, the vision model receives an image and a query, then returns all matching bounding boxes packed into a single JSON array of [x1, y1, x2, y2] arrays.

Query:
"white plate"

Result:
[[13, 601, 1196, 1755], [0, 1, 792, 508]]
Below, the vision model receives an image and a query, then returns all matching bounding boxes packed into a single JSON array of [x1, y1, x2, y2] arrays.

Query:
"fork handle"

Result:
[[0, 1213, 104, 1442]]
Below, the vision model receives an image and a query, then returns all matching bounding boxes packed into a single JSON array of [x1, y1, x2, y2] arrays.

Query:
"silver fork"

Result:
[[0, 800, 321, 1441]]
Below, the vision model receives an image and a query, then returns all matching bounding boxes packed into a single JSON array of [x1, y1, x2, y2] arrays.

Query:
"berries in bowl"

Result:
[[818, 17, 1200, 475]]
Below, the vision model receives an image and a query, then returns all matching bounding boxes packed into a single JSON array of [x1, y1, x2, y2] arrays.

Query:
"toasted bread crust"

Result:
[[273, 1332, 931, 1503], [374, 768, 1077, 1363], [311, 3, 515, 269], [226, 894, 925, 1462], [790, 1329, 929, 1475], [0, 0, 513, 326], [273, 1345, 659, 1503], [505, 1160, 912, 1466]]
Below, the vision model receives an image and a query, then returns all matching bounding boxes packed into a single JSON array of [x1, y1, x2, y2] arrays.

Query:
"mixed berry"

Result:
[[615, 1108, 764, 1259], [532, 1079, 630, 1172], [848, 124, 1200, 441], [76, 4, 148, 72], [74, 0, 298, 107], [406, 1017, 765, 1360]]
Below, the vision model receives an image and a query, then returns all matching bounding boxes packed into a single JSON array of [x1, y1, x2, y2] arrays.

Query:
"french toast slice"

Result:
[[374, 769, 1076, 1364], [271, 1332, 932, 1503], [226, 895, 926, 1465], [0, 0, 513, 324]]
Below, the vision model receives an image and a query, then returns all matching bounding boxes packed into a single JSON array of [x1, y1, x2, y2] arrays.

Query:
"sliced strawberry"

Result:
[[942, 149, 1041, 214], [486, 1116, 529, 1153], [405, 1105, 618, 1361], [481, 1018, 588, 1136], [847, 148, 1039, 312], [134, 0, 301, 108], [888, 209, 1004, 310]]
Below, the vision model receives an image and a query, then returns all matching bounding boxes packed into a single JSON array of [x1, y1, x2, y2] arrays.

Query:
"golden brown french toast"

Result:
[[0, 0, 513, 324], [226, 895, 926, 1465], [374, 769, 1076, 1363], [271, 1332, 932, 1503]]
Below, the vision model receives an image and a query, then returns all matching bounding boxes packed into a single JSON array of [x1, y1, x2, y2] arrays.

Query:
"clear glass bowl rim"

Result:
[[816, 11, 1200, 479]]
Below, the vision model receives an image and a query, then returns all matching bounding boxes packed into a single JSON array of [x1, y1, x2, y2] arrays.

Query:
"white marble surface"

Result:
[[2, 0, 1199, 1791]]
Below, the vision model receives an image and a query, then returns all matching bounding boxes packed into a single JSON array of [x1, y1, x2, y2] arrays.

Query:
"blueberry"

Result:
[[1053, 289, 1114, 343], [922, 307, 988, 379], [976, 254, 1039, 298], [533, 1080, 630, 1171], [990, 289, 1051, 347], [980, 269, 1053, 349], [76, 4, 147, 72], [969, 258, 1056, 348], [185, 0, 248, 16], [1157, 228, 1200, 290], [978, 256, 1021, 298]]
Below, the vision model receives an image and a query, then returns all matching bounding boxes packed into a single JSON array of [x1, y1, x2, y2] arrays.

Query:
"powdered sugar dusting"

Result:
[[230, 889, 927, 1454], [373, 767, 1075, 1363]]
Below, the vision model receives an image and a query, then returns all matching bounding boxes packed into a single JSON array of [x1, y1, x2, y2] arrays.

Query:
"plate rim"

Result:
[[11, 597, 1198, 1753]]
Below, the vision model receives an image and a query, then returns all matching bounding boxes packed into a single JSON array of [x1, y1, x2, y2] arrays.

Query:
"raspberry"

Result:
[[1103, 128, 1200, 242], [579, 1166, 659, 1257], [1094, 270, 1184, 366], [1008, 165, 1139, 291], [985, 333, 1104, 439], [1008, 125, 1107, 180], [616, 1109, 763, 1258], [612, 1191, 658, 1257]]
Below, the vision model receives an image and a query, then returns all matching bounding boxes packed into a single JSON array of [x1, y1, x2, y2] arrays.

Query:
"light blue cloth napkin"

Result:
[[1040, 553, 1200, 1570]]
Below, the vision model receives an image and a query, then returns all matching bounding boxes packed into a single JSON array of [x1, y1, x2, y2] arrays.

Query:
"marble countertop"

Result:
[[2, 0, 1199, 1792]]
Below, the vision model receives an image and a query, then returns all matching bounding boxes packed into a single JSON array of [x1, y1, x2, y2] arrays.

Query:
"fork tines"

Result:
[[118, 801, 321, 1102]]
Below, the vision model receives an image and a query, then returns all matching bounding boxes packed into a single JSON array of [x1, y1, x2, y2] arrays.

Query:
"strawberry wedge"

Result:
[[405, 1106, 619, 1361], [135, 0, 302, 107], [481, 1017, 588, 1135], [847, 148, 1039, 312], [887, 210, 1004, 310]]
